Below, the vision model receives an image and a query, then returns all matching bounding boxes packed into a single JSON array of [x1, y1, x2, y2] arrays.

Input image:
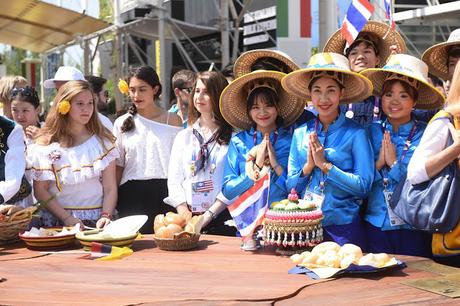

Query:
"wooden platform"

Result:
[[0, 235, 458, 305]]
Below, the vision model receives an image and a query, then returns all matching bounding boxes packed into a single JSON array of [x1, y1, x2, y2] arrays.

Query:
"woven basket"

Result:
[[153, 234, 200, 251], [0, 207, 36, 243]]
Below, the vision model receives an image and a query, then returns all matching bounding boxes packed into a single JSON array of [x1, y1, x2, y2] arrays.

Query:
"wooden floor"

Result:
[[0, 235, 458, 305]]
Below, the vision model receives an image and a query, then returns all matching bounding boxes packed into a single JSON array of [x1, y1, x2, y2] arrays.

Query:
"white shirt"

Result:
[[407, 118, 452, 184], [164, 120, 230, 209], [113, 113, 182, 185], [0, 124, 26, 203], [98, 113, 113, 130]]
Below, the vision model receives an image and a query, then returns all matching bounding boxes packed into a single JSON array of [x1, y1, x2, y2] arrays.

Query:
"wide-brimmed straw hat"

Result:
[[323, 21, 406, 68], [233, 49, 300, 78], [220, 70, 306, 130], [361, 54, 445, 109], [422, 28, 460, 80], [281, 52, 373, 104]]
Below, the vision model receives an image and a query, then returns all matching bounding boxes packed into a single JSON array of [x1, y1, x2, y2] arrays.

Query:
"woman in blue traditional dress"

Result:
[[361, 54, 445, 257], [282, 52, 374, 247]]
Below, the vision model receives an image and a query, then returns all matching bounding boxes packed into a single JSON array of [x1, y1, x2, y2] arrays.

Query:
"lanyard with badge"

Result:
[[381, 121, 417, 226], [189, 129, 219, 213], [345, 97, 380, 122], [303, 119, 326, 208]]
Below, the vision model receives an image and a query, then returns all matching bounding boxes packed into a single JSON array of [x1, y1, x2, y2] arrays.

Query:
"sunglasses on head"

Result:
[[11, 87, 36, 98], [180, 87, 193, 94]]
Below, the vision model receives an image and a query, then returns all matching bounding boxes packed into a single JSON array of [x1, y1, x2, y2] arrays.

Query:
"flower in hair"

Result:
[[58, 100, 71, 115], [118, 79, 129, 95]]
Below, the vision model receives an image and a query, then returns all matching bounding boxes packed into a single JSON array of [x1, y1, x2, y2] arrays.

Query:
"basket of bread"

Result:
[[0, 205, 37, 243], [289, 241, 404, 279], [153, 212, 204, 251]]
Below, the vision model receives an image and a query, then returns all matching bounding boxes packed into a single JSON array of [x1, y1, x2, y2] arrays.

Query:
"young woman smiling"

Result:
[[324, 21, 407, 126], [220, 69, 305, 249], [361, 54, 445, 256], [282, 52, 374, 247], [164, 71, 235, 236]]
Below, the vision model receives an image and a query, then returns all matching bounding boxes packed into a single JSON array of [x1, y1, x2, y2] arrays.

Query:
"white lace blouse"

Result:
[[113, 113, 182, 185]]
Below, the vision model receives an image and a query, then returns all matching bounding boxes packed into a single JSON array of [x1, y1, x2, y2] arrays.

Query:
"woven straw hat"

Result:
[[361, 54, 445, 110], [233, 49, 300, 78], [281, 52, 373, 104], [323, 21, 406, 68], [422, 28, 460, 80], [220, 70, 306, 130]]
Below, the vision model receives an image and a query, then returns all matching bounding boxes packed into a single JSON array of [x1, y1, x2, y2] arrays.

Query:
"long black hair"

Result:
[[120, 66, 162, 133]]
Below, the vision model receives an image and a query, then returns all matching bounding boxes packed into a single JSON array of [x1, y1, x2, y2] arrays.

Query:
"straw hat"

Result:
[[233, 49, 300, 78], [281, 52, 373, 104], [422, 28, 460, 81], [219, 70, 306, 130], [323, 21, 406, 68], [361, 54, 445, 109]]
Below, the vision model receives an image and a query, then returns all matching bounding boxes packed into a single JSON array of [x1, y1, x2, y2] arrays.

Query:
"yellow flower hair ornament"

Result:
[[118, 79, 129, 95], [58, 100, 71, 115]]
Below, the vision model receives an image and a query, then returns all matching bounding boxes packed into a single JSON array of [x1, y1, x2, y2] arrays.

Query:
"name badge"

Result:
[[303, 190, 325, 209], [190, 180, 214, 213], [383, 190, 406, 227]]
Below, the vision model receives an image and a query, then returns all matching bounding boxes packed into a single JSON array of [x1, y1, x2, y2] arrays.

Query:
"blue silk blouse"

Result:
[[222, 127, 291, 204], [287, 112, 374, 227], [365, 119, 427, 230]]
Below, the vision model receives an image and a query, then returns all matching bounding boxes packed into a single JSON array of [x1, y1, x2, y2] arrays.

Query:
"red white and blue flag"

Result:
[[192, 180, 214, 193], [227, 173, 270, 242], [384, 0, 396, 29], [341, 0, 375, 46]]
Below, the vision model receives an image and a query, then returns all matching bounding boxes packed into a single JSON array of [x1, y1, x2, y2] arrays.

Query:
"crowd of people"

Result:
[[1, 21, 459, 267]]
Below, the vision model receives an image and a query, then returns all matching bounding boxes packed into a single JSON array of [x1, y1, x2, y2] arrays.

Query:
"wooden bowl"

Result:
[[19, 227, 77, 250]]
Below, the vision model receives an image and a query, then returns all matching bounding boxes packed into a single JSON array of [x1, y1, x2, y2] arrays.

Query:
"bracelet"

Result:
[[253, 161, 263, 171], [100, 212, 113, 220], [206, 210, 217, 220]]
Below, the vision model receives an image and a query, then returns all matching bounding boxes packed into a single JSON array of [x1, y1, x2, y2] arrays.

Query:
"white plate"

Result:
[[103, 215, 148, 236]]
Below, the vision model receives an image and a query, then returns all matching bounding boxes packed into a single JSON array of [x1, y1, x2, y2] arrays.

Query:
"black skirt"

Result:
[[118, 179, 174, 234]]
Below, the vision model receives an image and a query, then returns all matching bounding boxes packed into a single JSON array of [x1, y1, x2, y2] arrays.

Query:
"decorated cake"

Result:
[[264, 189, 323, 248]]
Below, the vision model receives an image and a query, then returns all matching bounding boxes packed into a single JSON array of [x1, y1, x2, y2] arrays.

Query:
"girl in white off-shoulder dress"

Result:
[[27, 80, 118, 229]]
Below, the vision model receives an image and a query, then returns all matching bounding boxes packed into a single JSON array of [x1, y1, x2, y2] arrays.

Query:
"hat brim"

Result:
[[233, 49, 300, 79], [361, 68, 445, 109], [43, 79, 57, 89], [281, 68, 373, 104], [323, 21, 407, 68], [422, 41, 460, 80], [220, 70, 306, 130]]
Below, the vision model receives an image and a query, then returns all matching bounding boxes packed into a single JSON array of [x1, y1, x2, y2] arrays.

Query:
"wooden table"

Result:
[[0, 235, 458, 305]]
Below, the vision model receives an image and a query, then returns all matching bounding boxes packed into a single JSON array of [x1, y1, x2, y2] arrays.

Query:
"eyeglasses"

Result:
[[180, 87, 193, 94], [103, 90, 109, 98]]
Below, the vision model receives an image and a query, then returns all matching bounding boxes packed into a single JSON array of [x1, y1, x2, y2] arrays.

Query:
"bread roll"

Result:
[[155, 224, 183, 238], [302, 252, 319, 265], [164, 213, 186, 228], [358, 253, 380, 267], [290, 254, 303, 265], [312, 241, 340, 255], [153, 214, 166, 233], [338, 244, 363, 268]]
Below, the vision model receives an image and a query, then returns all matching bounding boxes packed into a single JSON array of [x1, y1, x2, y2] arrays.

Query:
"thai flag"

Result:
[[384, 0, 396, 29], [227, 173, 270, 242], [341, 0, 375, 46]]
